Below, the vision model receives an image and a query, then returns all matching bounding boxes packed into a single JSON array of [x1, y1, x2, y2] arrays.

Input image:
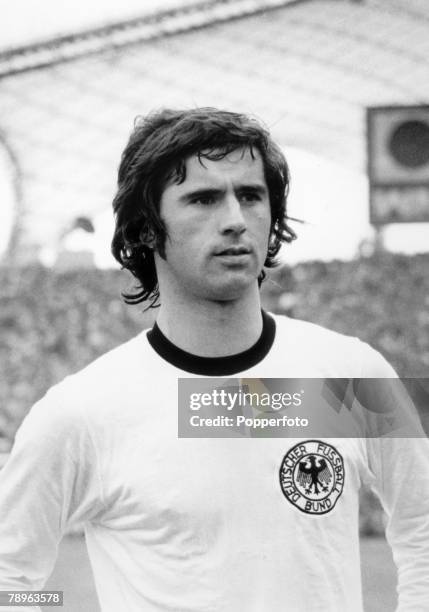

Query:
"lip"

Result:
[[215, 246, 251, 256]]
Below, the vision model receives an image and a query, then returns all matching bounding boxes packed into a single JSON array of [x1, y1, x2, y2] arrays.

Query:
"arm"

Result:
[[366, 436, 429, 611], [361, 343, 429, 611], [0, 386, 104, 611]]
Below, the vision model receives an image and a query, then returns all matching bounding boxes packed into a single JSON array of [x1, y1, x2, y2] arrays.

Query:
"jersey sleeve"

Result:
[[361, 343, 429, 611], [0, 384, 105, 611]]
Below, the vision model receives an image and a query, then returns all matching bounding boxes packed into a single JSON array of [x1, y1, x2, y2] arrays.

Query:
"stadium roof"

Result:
[[1, 0, 428, 261]]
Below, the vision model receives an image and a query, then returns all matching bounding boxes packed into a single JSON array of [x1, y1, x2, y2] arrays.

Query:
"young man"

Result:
[[0, 108, 428, 611]]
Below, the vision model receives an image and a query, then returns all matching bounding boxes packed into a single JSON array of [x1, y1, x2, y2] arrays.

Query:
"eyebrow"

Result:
[[179, 188, 223, 203], [237, 183, 268, 194], [179, 183, 268, 202]]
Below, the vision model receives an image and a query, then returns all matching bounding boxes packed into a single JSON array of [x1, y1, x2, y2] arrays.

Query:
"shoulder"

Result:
[[269, 312, 396, 378], [22, 329, 152, 433], [66, 327, 153, 387], [271, 312, 360, 348]]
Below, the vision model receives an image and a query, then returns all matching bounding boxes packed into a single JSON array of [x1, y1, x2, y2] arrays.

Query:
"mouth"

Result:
[[215, 246, 251, 256]]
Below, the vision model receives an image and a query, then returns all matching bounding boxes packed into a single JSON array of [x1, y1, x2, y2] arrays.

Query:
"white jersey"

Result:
[[0, 313, 428, 611]]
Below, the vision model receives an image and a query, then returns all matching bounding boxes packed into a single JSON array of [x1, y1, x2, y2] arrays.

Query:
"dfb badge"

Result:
[[279, 440, 345, 515]]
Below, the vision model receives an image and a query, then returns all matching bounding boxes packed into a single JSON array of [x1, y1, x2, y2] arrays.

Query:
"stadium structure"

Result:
[[0, 0, 428, 264]]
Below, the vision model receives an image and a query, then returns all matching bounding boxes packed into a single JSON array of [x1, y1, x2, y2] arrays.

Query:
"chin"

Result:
[[204, 275, 257, 302]]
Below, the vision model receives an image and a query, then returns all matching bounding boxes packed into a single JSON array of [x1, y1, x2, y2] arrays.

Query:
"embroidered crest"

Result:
[[279, 440, 345, 515]]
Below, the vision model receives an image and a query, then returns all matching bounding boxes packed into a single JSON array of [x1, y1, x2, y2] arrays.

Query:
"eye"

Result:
[[189, 193, 216, 206], [239, 191, 262, 204]]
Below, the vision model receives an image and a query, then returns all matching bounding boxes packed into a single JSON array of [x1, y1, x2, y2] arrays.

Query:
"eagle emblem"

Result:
[[279, 440, 345, 515], [297, 455, 332, 495]]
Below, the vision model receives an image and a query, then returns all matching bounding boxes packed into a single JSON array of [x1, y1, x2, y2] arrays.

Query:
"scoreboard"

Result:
[[367, 105, 429, 225]]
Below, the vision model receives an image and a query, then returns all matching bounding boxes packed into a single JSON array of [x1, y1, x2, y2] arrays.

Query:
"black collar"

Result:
[[147, 310, 276, 375]]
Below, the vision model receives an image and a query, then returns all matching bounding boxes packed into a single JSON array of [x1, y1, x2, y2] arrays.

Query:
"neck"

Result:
[[155, 286, 263, 357]]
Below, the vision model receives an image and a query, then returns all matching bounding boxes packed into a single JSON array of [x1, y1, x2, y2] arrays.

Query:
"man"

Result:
[[0, 108, 428, 611]]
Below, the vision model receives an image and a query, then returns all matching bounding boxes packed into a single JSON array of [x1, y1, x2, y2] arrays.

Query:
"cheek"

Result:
[[253, 210, 272, 242], [164, 224, 199, 262]]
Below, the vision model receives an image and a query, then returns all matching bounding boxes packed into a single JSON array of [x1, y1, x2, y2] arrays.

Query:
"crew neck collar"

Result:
[[146, 310, 276, 375]]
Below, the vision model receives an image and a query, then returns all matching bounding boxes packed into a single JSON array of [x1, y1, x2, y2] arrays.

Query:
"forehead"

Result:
[[169, 147, 266, 190], [189, 147, 264, 184]]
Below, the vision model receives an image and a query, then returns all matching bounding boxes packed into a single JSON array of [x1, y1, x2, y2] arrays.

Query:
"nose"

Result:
[[219, 194, 246, 236]]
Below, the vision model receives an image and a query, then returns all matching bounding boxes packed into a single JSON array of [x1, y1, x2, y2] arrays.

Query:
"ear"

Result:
[[139, 227, 157, 249]]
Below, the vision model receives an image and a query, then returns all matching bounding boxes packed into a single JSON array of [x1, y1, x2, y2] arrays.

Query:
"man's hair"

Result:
[[111, 107, 296, 307]]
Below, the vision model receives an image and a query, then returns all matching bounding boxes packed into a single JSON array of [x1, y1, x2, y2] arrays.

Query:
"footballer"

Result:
[[0, 108, 428, 611]]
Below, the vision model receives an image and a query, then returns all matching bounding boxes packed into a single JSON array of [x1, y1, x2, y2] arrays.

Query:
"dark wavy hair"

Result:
[[111, 107, 296, 307]]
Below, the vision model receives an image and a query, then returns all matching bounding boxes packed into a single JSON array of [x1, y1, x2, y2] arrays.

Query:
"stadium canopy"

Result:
[[0, 0, 428, 263]]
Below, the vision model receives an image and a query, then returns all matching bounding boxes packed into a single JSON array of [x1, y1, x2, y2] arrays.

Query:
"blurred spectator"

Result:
[[55, 216, 96, 270]]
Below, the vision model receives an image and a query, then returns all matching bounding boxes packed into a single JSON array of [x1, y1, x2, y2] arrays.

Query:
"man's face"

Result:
[[155, 147, 271, 302]]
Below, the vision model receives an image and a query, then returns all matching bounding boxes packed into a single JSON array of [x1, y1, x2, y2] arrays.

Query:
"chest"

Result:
[[97, 404, 366, 537]]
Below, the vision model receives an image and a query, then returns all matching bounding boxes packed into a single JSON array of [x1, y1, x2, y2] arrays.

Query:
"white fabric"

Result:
[[0, 314, 428, 611]]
